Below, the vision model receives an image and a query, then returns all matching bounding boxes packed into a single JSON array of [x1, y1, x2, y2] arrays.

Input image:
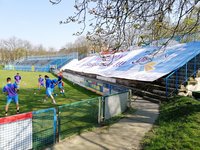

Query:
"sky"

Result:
[[0, 0, 85, 50]]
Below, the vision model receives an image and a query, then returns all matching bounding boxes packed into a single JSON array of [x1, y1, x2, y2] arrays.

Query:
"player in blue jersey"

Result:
[[44, 75, 56, 104], [3, 77, 20, 116], [14, 73, 21, 89], [57, 71, 65, 94], [51, 78, 58, 96], [38, 75, 45, 90]]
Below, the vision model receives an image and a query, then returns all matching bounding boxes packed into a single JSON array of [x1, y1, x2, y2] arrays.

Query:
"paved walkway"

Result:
[[51, 97, 159, 150]]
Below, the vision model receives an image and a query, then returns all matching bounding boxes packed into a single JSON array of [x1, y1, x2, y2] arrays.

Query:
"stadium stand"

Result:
[[64, 41, 200, 103], [4, 52, 78, 72]]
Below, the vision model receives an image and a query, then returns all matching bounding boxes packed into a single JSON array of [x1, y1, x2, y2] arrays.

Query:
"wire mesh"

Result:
[[0, 114, 32, 150], [58, 97, 100, 140], [32, 108, 56, 149]]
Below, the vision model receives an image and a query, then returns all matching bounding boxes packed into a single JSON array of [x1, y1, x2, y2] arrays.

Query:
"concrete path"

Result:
[[51, 97, 159, 150]]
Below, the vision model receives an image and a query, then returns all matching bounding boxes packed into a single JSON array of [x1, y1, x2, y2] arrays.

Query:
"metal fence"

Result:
[[0, 90, 130, 149], [4, 65, 50, 72], [58, 97, 101, 140], [165, 53, 200, 97], [32, 108, 57, 149]]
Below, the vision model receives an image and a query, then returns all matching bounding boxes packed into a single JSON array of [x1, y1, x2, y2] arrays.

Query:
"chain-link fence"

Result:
[[58, 97, 101, 140], [32, 108, 57, 149]]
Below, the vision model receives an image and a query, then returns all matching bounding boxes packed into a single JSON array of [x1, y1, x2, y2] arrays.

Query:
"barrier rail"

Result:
[[165, 53, 200, 97]]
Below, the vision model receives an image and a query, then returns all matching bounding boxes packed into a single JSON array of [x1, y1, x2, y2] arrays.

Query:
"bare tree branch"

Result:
[[52, 0, 200, 51]]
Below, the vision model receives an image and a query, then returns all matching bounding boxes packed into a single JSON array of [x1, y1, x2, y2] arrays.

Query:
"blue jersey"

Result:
[[14, 75, 21, 82], [45, 78, 52, 88], [38, 77, 44, 84], [3, 83, 18, 96], [51, 79, 57, 88], [57, 76, 62, 83]]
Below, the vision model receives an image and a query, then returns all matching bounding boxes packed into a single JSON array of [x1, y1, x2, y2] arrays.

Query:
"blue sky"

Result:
[[0, 0, 84, 49]]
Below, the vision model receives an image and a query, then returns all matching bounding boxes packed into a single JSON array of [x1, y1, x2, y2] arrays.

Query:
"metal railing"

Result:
[[165, 53, 200, 97]]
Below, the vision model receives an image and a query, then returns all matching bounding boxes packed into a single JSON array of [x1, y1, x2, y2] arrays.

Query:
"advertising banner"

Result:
[[68, 42, 200, 81]]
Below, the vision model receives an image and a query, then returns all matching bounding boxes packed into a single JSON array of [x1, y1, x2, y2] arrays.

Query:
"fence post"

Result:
[[101, 96, 105, 123], [53, 108, 57, 144], [57, 107, 60, 143], [185, 63, 188, 81], [109, 84, 112, 94], [194, 56, 197, 77], [175, 70, 178, 92], [165, 78, 168, 97], [128, 89, 132, 108], [98, 97, 102, 124]]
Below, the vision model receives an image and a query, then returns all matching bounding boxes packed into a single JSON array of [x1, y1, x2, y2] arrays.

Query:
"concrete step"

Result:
[[143, 96, 161, 104], [152, 89, 167, 96], [133, 88, 168, 101], [143, 91, 168, 100], [146, 84, 175, 92], [130, 82, 167, 94]]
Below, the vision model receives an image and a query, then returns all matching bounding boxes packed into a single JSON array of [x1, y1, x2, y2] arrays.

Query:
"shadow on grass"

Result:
[[157, 96, 200, 123]]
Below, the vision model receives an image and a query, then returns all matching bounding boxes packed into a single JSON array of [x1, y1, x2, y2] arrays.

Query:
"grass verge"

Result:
[[142, 96, 200, 150]]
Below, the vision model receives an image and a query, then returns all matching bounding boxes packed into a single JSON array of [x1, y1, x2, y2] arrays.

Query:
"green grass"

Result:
[[0, 65, 4, 70], [143, 96, 200, 150], [0, 70, 99, 117], [59, 97, 100, 140]]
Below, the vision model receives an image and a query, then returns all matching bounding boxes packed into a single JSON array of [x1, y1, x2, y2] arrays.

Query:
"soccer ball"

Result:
[[34, 93, 36, 95]]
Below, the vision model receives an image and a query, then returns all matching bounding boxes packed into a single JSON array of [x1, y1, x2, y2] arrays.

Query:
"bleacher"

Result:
[[64, 41, 200, 103], [4, 52, 78, 72]]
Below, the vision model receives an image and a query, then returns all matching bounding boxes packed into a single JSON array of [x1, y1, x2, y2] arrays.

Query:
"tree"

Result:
[[50, 0, 200, 51], [61, 36, 90, 55], [0, 37, 58, 64]]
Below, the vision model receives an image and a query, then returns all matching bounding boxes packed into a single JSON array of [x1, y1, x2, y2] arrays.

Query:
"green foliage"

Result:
[[0, 65, 4, 70], [142, 96, 200, 149], [0, 70, 98, 117]]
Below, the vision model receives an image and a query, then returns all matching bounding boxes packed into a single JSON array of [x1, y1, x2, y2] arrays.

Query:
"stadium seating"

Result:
[[5, 52, 78, 72], [64, 42, 200, 103], [127, 54, 200, 103], [65, 53, 200, 103]]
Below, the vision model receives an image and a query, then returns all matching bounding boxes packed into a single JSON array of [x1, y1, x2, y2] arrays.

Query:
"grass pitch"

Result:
[[143, 96, 200, 149], [0, 70, 98, 117]]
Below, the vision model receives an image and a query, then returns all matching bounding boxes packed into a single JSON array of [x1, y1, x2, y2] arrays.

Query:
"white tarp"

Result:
[[68, 41, 200, 81], [61, 59, 78, 70]]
